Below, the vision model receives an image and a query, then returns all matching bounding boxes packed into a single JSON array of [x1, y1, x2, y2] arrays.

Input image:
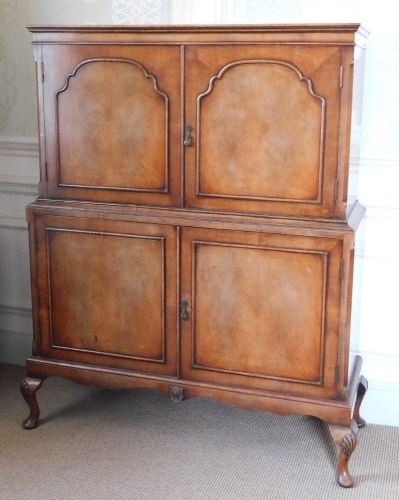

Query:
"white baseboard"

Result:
[[0, 305, 32, 366], [0, 329, 31, 366], [361, 379, 399, 427]]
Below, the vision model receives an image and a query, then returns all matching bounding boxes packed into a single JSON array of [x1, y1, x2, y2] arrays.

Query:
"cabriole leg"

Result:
[[20, 377, 43, 429], [328, 419, 359, 488], [353, 375, 368, 428]]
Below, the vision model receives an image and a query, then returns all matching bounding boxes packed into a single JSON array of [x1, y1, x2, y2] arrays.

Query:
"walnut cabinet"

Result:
[[22, 24, 368, 488]]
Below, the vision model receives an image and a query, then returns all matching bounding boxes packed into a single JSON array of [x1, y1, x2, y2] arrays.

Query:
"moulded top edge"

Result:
[[27, 23, 362, 34]]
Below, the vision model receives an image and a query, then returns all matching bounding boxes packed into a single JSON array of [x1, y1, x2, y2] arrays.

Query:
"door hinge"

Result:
[[340, 258, 345, 280], [334, 178, 339, 200], [339, 65, 343, 88], [41, 62, 44, 83], [335, 364, 341, 384]]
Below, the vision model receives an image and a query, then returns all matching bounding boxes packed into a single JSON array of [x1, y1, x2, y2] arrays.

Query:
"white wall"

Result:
[[0, 0, 398, 425]]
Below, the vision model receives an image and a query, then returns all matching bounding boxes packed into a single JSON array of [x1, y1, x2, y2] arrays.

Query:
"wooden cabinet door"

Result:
[[184, 45, 344, 218], [41, 44, 181, 206], [180, 227, 343, 398], [31, 213, 177, 376]]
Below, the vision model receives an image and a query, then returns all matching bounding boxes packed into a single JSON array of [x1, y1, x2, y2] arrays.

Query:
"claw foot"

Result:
[[20, 377, 43, 429]]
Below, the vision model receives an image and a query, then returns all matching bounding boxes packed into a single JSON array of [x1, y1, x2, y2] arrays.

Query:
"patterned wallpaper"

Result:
[[0, 0, 170, 137], [0, 1, 31, 135], [239, 0, 300, 23], [113, 0, 166, 24]]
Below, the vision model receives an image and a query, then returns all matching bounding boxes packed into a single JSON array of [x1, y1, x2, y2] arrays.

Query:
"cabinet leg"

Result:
[[353, 375, 368, 428], [20, 377, 43, 429], [328, 419, 359, 488]]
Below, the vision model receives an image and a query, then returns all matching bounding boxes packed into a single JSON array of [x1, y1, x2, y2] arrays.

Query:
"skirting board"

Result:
[[0, 327, 398, 426], [0, 329, 32, 367]]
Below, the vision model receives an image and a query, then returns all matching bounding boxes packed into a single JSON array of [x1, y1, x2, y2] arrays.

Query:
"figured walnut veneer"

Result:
[[57, 58, 169, 192], [197, 59, 325, 201], [23, 24, 367, 488]]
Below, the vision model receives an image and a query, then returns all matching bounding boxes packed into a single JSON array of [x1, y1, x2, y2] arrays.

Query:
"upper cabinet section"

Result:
[[39, 44, 182, 206], [29, 24, 366, 218]]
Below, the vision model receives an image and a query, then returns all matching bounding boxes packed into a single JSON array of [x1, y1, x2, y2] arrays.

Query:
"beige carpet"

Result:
[[1, 363, 398, 500]]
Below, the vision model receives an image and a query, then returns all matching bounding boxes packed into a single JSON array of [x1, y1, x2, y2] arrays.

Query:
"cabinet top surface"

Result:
[[27, 23, 362, 33], [27, 23, 367, 45]]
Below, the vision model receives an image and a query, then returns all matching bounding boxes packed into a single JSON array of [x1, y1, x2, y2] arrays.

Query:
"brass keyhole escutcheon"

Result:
[[183, 125, 193, 146], [180, 300, 189, 320]]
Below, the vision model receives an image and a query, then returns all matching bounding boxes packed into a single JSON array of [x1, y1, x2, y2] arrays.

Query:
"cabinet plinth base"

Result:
[[23, 356, 366, 486]]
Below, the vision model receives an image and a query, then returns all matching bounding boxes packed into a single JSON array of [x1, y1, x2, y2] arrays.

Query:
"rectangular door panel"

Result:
[[33, 213, 178, 375], [181, 227, 343, 398], [184, 45, 344, 218], [42, 45, 181, 206]]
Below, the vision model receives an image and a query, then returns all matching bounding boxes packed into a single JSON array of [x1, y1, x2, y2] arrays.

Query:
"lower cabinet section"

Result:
[[31, 210, 345, 399], [23, 203, 367, 488]]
